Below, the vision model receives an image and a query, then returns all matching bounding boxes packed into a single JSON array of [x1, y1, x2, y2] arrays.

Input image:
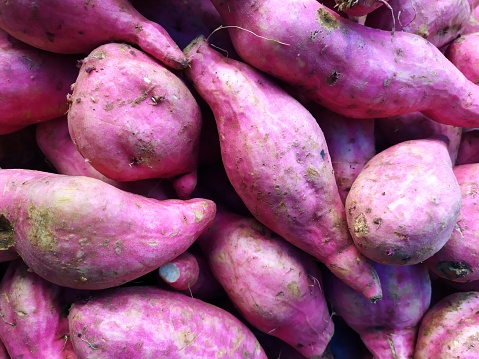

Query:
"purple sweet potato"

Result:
[[67, 42, 202, 195], [158, 251, 200, 292], [0, 0, 187, 69], [184, 36, 382, 301], [456, 129, 479, 165], [36, 116, 176, 200], [68, 286, 267, 358], [310, 105, 376, 204], [334, 0, 389, 17], [0, 341, 7, 359], [375, 111, 462, 165], [446, 32, 479, 84], [324, 261, 431, 359], [0, 30, 78, 134], [365, 0, 471, 48], [210, 0, 479, 127], [414, 291, 479, 358], [463, 5, 479, 34], [345, 137, 462, 265], [197, 210, 334, 358], [426, 163, 479, 282], [0, 168, 216, 290], [0, 259, 76, 359]]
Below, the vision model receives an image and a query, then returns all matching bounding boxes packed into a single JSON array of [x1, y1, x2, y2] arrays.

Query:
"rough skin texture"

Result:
[[446, 33, 479, 84], [365, 0, 471, 48], [68, 42, 202, 185], [0, 169, 216, 290], [0, 30, 78, 135], [345, 137, 462, 265], [335, 0, 388, 17], [198, 210, 334, 358], [0, 259, 77, 359], [211, 0, 479, 127], [0, 0, 187, 69], [324, 262, 431, 359], [68, 286, 267, 359], [426, 164, 479, 282], [414, 291, 479, 358], [184, 37, 382, 301]]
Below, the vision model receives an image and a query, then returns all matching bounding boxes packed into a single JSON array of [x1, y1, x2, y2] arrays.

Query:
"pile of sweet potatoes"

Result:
[[0, 0, 478, 357]]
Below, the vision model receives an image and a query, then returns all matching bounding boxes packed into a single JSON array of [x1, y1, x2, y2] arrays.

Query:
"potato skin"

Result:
[[211, 0, 479, 128], [0, 169, 216, 290], [68, 43, 202, 182], [68, 286, 267, 359], [446, 33, 479, 84], [345, 137, 462, 265]]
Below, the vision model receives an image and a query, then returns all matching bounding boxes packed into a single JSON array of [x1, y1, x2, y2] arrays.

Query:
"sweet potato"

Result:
[[375, 112, 462, 165], [0, 30, 78, 134], [184, 36, 382, 301], [446, 32, 479, 84], [334, 0, 388, 17], [0, 0, 187, 69], [345, 136, 462, 265], [67, 42, 202, 196], [426, 163, 479, 282], [198, 210, 334, 358], [324, 261, 431, 358], [68, 286, 267, 358], [0, 259, 76, 359], [0, 168, 216, 290], [414, 291, 479, 358], [210, 0, 479, 127], [158, 251, 199, 292], [365, 0, 471, 48]]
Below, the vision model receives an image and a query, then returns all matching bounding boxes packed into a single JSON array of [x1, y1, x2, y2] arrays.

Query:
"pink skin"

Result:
[[184, 37, 382, 301], [158, 251, 200, 291], [211, 0, 479, 127], [456, 130, 479, 165], [426, 164, 479, 282], [0, 0, 187, 69], [310, 105, 376, 204], [335, 0, 389, 17], [365, 0, 471, 48], [325, 262, 431, 359], [68, 286, 267, 359], [0, 259, 77, 359], [463, 5, 479, 34], [375, 111, 462, 165], [0, 30, 78, 135], [446, 33, 479, 84], [197, 210, 334, 359], [0, 168, 216, 290], [415, 291, 479, 358], [346, 137, 462, 265], [36, 116, 177, 200], [0, 341, 8, 359], [68, 43, 202, 185]]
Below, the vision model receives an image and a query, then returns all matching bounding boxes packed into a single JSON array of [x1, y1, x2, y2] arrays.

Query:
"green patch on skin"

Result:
[[0, 215, 14, 250], [317, 7, 340, 31], [27, 205, 57, 252], [287, 281, 301, 298]]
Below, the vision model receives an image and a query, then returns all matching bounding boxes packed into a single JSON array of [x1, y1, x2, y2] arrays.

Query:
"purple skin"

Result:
[[0, 341, 8, 359], [0, 259, 77, 359], [158, 251, 200, 291], [68, 42, 202, 184], [211, 0, 479, 127], [0, 30, 78, 135], [324, 262, 431, 359], [36, 116, 177, 200], [446, 33, 479, 84], [0, 0, 187, 69], [463, 5, 479, 35], [0, 168, 216, 290], [68, 286, 267, 359], [346, 137, 462, 265], [309, 105, 376, 204], [365, 0, 471, 48], [375, 111, 462, 165], [456, 130, 479, 165], [414, 291, 479, 358], [197, 210, 334, 359], [183, 37, 382, 301], [335, 0, 388, 17], [426, 163, 479, 282]]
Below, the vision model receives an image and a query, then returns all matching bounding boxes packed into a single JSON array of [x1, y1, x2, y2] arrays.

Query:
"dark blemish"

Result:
[[320, 149, 325, 159], [46, 32, 55, 43], [437, 26, 449, 36], [0, 215, 14, 250], [353, 213, 369, 237], [296, 343, 304, 348], [310, 29, 319, 40], [326, 70, 340, 86], [401, 256, 411, 263], [77, 333, 82, 338], [317, 7, 340, 31], [396, 49, 405, 57], [151, 95, 165, 105], [394, 232, 409, 240], [85, 65, 96, 74], [383, 77, 392, 88], [438, 261, 472, 279]]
